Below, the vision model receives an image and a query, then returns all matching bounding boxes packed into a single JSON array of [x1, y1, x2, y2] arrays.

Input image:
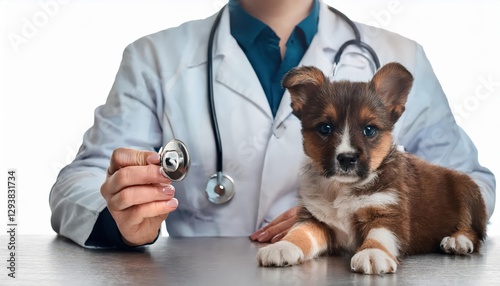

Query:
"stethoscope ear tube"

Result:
[[328, 5, 380, 76]]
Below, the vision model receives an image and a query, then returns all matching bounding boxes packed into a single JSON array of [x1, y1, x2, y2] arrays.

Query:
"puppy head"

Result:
[[283, 62, 413, 183]]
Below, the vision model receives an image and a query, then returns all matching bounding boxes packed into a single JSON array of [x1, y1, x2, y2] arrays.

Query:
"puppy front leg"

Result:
[[257, 221, 329, 267], [350, 228, 399, 274]]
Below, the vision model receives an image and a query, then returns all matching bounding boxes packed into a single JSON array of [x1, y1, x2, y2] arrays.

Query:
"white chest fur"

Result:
[[299, 166, 398, 252]]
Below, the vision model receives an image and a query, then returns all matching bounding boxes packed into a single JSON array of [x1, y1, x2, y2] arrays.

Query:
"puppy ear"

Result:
[[370, 62, 414, 123], [282, 66, 325, 119]]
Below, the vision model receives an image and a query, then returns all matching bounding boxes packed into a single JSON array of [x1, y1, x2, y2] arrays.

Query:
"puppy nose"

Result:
[[337, 153, 358, 171]]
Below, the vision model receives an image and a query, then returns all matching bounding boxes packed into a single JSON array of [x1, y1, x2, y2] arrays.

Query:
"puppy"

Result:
[[256, 62, 487, 274]]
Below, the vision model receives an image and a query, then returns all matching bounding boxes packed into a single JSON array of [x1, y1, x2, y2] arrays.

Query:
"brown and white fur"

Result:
[[256, 62, 487, 274]]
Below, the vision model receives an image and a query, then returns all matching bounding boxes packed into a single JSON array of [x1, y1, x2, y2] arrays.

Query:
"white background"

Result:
[[1, 0, 499, 237]]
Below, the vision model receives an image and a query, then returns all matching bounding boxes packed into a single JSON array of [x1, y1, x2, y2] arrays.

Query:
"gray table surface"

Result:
[[1, 235, 499, 285]]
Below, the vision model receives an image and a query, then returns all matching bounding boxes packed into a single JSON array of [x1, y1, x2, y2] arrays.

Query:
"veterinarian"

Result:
[[50, 0, 496, 248]]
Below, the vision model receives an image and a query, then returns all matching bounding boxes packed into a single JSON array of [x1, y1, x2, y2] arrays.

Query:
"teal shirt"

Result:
[[228, 0, 319, 117]]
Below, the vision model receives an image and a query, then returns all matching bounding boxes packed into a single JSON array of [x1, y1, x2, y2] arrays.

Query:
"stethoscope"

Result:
[[159, 4, 381, 204]]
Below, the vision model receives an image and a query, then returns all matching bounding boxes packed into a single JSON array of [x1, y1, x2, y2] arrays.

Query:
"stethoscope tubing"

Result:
[[327, 6, 381, 71], [204, 4, 380, 203], [207, 6, 226, 175]]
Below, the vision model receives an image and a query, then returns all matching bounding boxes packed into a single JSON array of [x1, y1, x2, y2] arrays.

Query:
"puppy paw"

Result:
[[350, 248, 398, 275], [440, 235, 473, 255], [256, 241, 304, 267]]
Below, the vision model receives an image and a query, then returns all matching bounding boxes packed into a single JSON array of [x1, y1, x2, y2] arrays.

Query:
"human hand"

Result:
[[249, 206, 298, 243], [100, 148, 178, 246]]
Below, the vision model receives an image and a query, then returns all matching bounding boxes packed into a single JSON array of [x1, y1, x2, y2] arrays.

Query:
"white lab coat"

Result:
[[50, 2, 495, 248]]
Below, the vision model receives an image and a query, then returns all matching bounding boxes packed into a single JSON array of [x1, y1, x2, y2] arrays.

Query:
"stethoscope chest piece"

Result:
[[205, 172, 235, 204], [159, 139, 190, 181]]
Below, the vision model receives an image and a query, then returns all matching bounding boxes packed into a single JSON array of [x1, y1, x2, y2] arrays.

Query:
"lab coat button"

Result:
[[273, 125, 286, 138]]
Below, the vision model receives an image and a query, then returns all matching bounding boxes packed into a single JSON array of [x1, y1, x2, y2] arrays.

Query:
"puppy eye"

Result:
[[317, 123, 333, 136], [363, 125, 377, 137]]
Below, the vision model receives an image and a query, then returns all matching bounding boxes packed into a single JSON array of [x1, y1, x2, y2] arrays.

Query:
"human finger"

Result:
[[107, 148, 160, 176], [107, 184, 176, 211], [119, 198, 179, 226], [253, 217, 296, 243], [250, 206, 298, 242], [102, 164, 172, 198]]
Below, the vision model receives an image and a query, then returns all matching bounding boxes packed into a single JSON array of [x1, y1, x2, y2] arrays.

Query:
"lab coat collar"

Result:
[[188, 2, 372, 124], [189, 7, 273, 119]]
